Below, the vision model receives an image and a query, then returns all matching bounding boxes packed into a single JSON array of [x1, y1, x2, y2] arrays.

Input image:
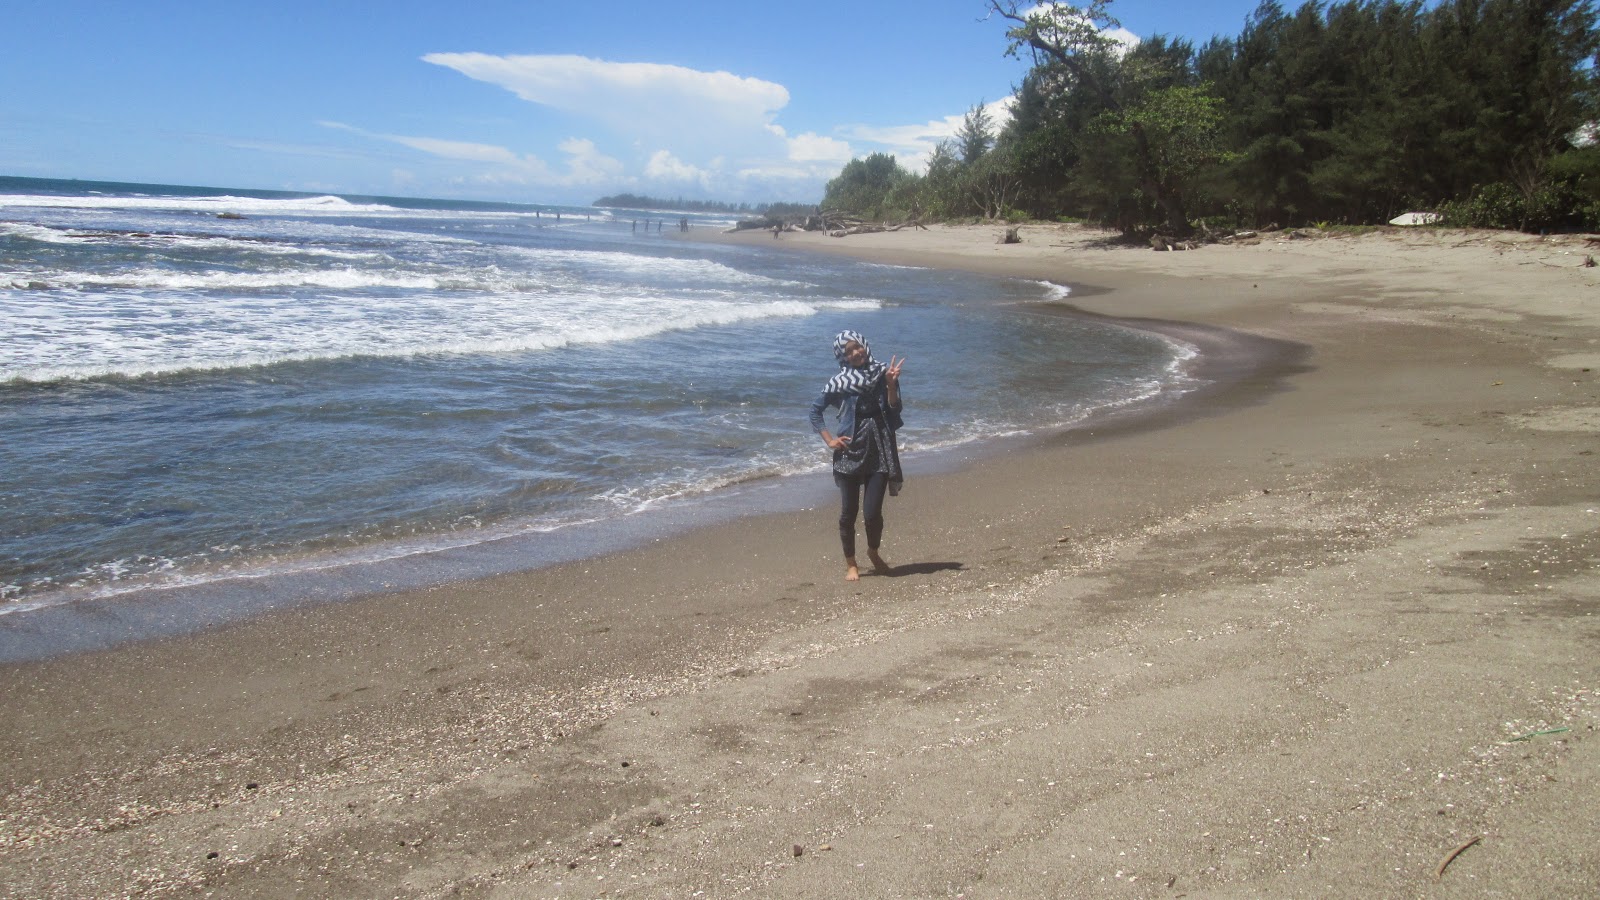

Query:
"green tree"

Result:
[[992, 1, 1218, 233], [1090, 84, 1227, 227], [957, 103, 996, 163], [821, 152, 914, 220], [920, 140, 968, 218], [1195, 0, 1599, 227]]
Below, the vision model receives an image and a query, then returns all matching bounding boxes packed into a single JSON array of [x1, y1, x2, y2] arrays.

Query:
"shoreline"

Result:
[[0, 273, 1286, 664], [4, 223, 1600, 897]]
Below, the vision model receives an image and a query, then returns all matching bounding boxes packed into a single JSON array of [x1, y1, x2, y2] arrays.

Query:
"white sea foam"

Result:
[[0, 222, 85, 244], [0, 507, 614, 616], [0, 192, 402, 216], [502, 244, 817, 289], [0, 291, 884, 384], [0, 222, 382, 260], [1034, 279, 1074, 302], [18, 266, 447, 291]]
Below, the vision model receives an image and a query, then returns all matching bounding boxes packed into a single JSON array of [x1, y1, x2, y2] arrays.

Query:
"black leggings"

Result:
[[837, 471, 889, 558]]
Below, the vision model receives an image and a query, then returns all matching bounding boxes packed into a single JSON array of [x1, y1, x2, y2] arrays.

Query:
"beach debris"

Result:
[[826, 220, 928, 237], [793, 844, 804, 857], [1434, 835, 1481, 881], [1389, 211, 1442, 226], [1506, 726, 1570, 742], [1149, 234, 1197, 251], [216, 212, 247, 220]]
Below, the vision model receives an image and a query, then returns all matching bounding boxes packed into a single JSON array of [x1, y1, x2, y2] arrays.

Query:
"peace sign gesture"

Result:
[[885, 355, 905, 387]]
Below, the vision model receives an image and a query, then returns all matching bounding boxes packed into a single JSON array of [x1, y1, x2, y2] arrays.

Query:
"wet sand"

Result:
[[3, 223, 1599, 898]]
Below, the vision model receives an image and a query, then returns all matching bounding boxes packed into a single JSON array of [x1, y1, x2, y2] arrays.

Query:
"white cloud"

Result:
[[786, 132, 852, 164], [558, 138, 626, 184], [422, 53, 790, 156], [1107, 27, 1140, 51], [323, 50, 1040, 202], [643, 150, 706, 184], [841, 96, 1015, 172], [320, 121, 626, 189], [411, 52, 871, 199], [1018, 3, 1141, 55], [736, 163, 818, 181], [386, 135, 526, 165]]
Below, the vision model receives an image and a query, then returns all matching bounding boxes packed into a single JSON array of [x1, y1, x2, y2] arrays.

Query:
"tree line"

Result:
[[823, 0, 1600, 235]]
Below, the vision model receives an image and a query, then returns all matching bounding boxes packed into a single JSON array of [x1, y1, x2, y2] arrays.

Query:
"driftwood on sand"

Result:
[[826, 220, 928, 238], [811, 208, 926, 238]]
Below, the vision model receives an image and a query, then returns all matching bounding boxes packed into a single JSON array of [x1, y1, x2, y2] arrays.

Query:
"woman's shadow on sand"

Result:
[[873, 561, 964, 578]]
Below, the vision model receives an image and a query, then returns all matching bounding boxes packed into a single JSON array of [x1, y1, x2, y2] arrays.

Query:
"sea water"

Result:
[[0, 176, 1195, 650]]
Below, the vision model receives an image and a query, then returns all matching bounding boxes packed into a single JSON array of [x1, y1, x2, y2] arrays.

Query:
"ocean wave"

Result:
[[502, 244, 821, 290], [1033, 279, 1074, 302], [19, 266, 450, 292], [0, 222, 381, 260], [0, 296, 882, 385], [0, 192, 406, 217], [0, 191, 564, 223], [8, 266, 883, 297], [0, 221, 89, 245], [3, 233, 830, 295]]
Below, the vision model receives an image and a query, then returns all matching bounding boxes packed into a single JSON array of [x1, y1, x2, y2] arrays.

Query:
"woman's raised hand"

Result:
[[886, 355, 905, 385]]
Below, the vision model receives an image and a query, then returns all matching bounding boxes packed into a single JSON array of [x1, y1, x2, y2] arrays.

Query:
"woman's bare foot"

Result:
[[845, 557, 860, 581], [867, 549, 889, 574]]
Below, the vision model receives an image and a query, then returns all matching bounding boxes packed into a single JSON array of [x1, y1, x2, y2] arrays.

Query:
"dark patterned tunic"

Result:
[[834, 386, 902, 490]]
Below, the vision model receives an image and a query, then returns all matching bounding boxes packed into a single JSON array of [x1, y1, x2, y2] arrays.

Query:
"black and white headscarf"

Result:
[[824, 329, 887, 395]]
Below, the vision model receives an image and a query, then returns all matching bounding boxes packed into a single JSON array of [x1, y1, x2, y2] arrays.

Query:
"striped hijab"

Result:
[[824, 330, 887, 395]]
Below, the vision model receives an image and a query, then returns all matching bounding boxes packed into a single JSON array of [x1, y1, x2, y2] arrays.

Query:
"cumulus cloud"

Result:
[[558, 138, 626, 184], [643, 150, 706, 183], [422, 53, 790, 158], [786, 132, 853, 164]]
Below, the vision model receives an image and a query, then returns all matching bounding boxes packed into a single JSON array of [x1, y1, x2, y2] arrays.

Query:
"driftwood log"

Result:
[[826, 220, 928, 238]]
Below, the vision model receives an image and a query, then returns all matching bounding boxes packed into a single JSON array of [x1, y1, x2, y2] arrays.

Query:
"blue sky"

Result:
[[3, 1, 1299, 205]]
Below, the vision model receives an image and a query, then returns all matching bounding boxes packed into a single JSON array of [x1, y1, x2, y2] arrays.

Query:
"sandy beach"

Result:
[[3, 222, 1599, 898]]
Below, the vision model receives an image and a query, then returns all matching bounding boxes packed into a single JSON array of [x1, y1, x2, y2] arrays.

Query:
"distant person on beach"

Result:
[[810, 330, 905, 581]]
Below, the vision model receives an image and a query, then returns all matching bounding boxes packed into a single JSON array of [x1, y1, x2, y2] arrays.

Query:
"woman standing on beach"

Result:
[[810, 330, 905, 581]]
